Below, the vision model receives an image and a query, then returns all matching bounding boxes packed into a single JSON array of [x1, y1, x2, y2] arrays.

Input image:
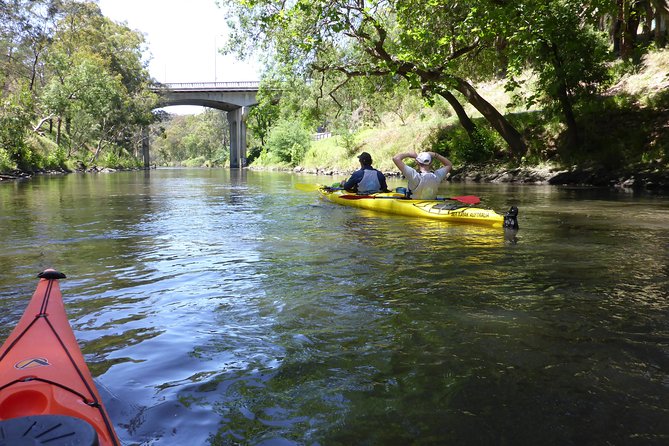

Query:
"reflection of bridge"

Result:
[[150, 82, 260, 168]]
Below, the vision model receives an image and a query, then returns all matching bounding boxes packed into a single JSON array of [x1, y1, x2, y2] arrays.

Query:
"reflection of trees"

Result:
[[199, 203, 518, 443], [84, 327, 164, 376]]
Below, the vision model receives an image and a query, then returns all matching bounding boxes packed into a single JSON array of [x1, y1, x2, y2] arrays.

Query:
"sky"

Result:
[[98, 0, 260, 85]]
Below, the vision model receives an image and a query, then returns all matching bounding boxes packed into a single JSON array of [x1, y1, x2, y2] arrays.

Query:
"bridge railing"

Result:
[[153, 81, 260, 91]]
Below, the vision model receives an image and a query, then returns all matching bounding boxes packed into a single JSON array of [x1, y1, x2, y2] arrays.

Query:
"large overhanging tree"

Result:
[[220, 0, 528, 158]]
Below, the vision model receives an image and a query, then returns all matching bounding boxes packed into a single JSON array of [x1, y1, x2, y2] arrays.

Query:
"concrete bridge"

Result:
[[150, 81, 260, 168]]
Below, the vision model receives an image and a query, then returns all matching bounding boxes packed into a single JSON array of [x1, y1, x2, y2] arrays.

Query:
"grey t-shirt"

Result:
[[399, 165, 449, 199]]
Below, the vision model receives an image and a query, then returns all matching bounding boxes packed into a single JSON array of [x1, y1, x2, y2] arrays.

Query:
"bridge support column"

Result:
[[227, 106, 248, 168], [142, 126, 150, 168]]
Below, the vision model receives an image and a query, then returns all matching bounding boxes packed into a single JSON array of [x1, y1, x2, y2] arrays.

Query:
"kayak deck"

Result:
[[318, 187, 519, 228], [0, 270, 120, 446]]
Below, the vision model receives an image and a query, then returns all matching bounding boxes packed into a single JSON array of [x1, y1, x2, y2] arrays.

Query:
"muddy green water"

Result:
[[1, 169, 667, 445]]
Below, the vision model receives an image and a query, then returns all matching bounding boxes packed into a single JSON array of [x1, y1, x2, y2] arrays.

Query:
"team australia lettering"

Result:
[[419, 204, 493, 219], [450, 210, 493, 218], [14, 357, 50, 369]]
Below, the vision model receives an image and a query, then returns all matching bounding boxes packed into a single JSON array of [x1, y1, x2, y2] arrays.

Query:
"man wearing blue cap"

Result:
[[340, 152, 389, 194], [393, 150, 452, 199]]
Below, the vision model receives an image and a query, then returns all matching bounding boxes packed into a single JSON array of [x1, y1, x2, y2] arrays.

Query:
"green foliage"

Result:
[[337, 129, 358, 156], [0, 149, 13, 172], [0, 0, 156, 173], [100, 149, 142, 169], [44, 146, 67, 170], [150, 110, 228, 166], [557, 95, 668, 168], [265, 119, 311, 165], [182, 156, 207, 168], [0, 86, 34, 170], [42, 51, 129, 158], [246, 80, 281, 147], [505, 1, 612, 118], [245, 145, 263, 164], [429, 125, 497, 165], [27, 134, 67, 170]]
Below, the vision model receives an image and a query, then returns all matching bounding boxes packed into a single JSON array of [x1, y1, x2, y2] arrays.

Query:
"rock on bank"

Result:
[[449, 163, 669, 190]]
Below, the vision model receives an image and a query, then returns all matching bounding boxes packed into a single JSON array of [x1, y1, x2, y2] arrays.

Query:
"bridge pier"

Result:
[[227, 106, 248, 168]]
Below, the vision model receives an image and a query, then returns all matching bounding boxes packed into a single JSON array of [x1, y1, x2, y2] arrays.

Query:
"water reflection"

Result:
[[0, 171, 668, 445]]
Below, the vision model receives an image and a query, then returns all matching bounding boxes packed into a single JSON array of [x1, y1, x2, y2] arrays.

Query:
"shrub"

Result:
[[43, 147, 67, 170], [428, 125, 496, 164], [0, 148, 14, 172], [101, 151, 120, 168], [265, 119, 311, 165], [183, 156, 206, 167], [0, 86, 34, 170]]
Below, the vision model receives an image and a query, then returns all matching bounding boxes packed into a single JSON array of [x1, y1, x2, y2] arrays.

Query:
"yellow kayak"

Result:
[[318, 187, 519, 228]]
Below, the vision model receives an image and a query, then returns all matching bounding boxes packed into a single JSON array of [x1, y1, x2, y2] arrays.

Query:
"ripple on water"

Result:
[[1, 172, 668, 444]]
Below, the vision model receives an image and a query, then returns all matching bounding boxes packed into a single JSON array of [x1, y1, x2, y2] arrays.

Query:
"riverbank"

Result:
[[3, 161, 667, 192], [266, 160, 669, 191], [450, 161, 669, 190], [0, 164, 156, 182], [254, 50, 668, 191]]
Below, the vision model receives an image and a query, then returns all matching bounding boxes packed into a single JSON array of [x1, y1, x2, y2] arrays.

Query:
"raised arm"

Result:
[[430, 152, 453, 173], [393, 151, 417, 170]]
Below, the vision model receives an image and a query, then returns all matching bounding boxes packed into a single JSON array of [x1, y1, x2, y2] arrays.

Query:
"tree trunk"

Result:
[[655, 7, 667, 48], [612, 17, 623, 55], [495, 36, 509, 78], [29, 49, 39, 91], [556, 81, 579, 147], [436, 89, 477, 142], [33, 114, 53, 133], [618, 0, 638, 60], [627, 2, 641, 62], [548, 42, 579, 146], [90, 139, 103, 164], [451, 76, 527, 158], [56, 118, 62, 146]]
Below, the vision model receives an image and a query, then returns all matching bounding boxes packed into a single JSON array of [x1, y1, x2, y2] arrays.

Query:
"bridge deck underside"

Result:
[[158, 98, 239, 112]]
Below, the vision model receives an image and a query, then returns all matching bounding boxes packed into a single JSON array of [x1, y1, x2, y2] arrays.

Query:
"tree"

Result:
[[0, 0, 65, 92], [265, 119, 311, 165], [220, 0, 528, 158], [0, 86, 35, 169], [151, 110, 229, 166], [0, 0, 157, 171], [45, 51, 128, 160], [503, 1, 611, 147], [610, 0, 669, 58], [246, 79, 282, 148], [40, 1, 156, 162]]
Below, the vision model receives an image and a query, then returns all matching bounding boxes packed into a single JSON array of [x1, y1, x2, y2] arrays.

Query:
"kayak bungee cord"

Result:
[[0, 270, 120, 446]]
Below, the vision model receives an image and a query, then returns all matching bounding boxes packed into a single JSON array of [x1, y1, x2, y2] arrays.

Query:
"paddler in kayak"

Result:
[[393, 150, 453, 199], [339, 151, 389, 194]]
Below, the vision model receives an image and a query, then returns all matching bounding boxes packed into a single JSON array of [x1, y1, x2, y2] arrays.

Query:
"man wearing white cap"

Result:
[[392, 150, 453, 200]]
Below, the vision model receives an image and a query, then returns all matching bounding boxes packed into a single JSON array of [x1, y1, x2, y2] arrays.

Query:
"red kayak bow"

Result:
[[0, 270, 120, 446]]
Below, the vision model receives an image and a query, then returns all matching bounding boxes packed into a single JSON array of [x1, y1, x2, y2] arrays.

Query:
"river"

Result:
[[1, 169, 667, 445]]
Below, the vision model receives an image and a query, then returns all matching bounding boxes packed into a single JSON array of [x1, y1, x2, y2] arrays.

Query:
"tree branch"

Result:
[[33, 114, 54, 133]]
